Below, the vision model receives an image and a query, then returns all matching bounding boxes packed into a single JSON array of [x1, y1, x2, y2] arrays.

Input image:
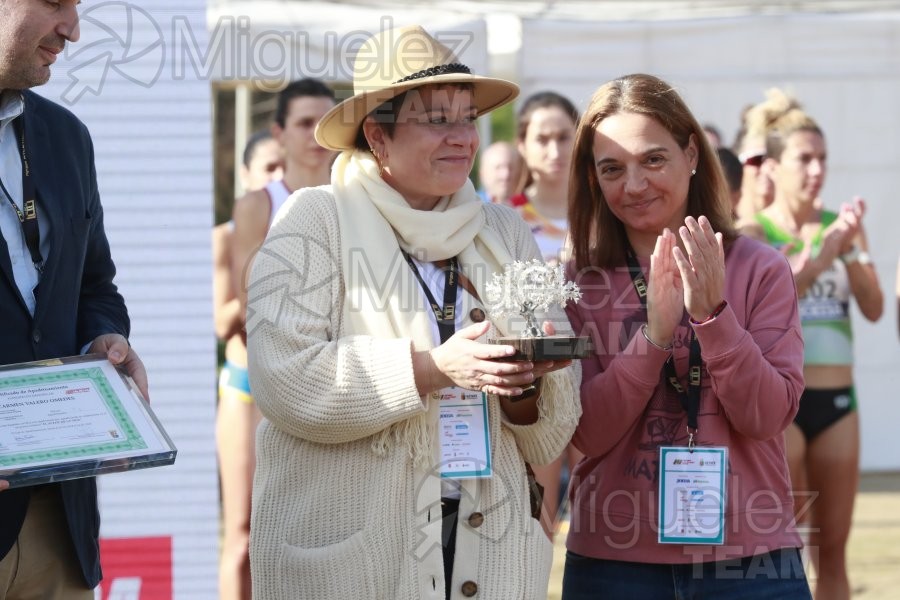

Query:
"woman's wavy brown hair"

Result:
[[569, 74, 736, 270]]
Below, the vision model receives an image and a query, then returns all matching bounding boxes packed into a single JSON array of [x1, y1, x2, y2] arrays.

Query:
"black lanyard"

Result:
[[0, 115, 42, 272], [625, 247, 702, 438], [401, 251, 459, 344]]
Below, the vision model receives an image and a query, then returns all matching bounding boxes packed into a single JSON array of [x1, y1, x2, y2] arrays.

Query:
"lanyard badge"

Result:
[[658, 446, 727, 544], [0, 115, 43, 273], [436, 387, 492, 479], [623, 247, 728, 544], [625, 247, 701, 443], [403, 251, 493, 479]]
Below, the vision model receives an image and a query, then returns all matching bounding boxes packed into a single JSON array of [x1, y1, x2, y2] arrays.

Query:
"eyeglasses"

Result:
[[741, 153, 765, 168]]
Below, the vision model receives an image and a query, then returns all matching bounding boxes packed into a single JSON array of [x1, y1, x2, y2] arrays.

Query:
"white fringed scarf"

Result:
[[332, 151, 516, 466]]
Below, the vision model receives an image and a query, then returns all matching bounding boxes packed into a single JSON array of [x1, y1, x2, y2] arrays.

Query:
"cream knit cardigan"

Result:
[[246, 173, 581, 599]]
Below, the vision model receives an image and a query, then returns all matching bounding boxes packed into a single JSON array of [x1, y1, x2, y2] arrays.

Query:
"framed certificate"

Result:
[[0, 354, 176, 488]]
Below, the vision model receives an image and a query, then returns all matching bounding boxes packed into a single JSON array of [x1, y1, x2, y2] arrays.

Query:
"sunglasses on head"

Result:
[[741, 153, 765, 168]]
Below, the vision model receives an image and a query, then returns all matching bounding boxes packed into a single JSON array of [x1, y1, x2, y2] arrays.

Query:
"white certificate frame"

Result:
[[0, 354, 176, 488]]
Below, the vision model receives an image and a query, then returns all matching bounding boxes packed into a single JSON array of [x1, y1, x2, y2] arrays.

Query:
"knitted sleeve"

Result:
[[246, 189, 426, 444], [482, 205, 582, 466]]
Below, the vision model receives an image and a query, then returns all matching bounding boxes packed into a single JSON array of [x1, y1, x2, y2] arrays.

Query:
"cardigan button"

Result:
[[467, 512, 484, 528], [461, 580, 478, 597], [469, 308, 486, 323]]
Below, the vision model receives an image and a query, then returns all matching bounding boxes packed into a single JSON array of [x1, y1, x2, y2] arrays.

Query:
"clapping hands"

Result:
[[784, 196, 866, 289], [811, 196, 866, 267], [646, 216, 726, 346]]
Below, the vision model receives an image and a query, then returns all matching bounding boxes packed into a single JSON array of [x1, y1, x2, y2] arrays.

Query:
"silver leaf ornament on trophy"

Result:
[[484, 259, 593, 361]]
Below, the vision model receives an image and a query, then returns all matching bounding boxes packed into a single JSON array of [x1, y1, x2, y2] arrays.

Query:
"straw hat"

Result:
[[314, 25, 519, 151]]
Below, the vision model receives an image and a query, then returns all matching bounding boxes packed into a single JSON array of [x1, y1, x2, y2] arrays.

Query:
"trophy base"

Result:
[[490, 335, 594, 361]]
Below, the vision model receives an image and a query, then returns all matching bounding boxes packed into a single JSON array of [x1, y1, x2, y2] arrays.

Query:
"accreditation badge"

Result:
[[658, 446, 727, 545], [436, 387, 492, 479]]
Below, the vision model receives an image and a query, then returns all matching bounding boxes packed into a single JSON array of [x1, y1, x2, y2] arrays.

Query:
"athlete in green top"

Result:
[[740, 89, 882, 600]]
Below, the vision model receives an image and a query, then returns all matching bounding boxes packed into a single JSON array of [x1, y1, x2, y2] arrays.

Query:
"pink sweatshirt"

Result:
[[565, 235, 804, 564]]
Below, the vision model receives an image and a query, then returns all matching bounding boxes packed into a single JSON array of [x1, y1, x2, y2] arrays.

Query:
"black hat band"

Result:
[[393, 63, 471, 85]]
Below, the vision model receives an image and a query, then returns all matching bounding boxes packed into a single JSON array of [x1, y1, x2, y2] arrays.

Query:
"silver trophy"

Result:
[[484, 259, 593, 361]]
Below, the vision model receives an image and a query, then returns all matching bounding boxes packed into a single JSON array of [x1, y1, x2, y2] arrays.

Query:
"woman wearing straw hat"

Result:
[[244, 25, 580, 600]]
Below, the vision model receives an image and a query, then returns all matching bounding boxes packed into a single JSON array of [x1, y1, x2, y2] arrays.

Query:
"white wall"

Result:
[[520, 12, 900, 471], [38, 1, 218, 598]]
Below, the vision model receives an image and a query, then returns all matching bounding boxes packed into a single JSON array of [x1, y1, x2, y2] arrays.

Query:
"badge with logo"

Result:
[[436, 387, 492, 479], [658, 446, 728, 544]]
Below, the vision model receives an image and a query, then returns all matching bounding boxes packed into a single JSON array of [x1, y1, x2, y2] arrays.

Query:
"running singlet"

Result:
[[264, 180, 292, 227], [755, 211, 853, 365], [510, 193, 568, 263]]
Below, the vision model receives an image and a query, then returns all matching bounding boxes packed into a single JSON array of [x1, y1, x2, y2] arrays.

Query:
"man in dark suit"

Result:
[[0, 1, 149, 597]]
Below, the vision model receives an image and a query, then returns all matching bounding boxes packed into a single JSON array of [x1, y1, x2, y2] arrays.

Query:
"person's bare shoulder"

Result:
[[232, 188, 271, 228], [736, 216, 765, 242]]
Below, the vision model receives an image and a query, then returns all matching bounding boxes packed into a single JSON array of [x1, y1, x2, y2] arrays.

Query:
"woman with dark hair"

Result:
[[562, 73, 811, 598], [510, 91, 579, 264], [743, 89, 883, 600], [245, 25, 580, 600], [506, 91, 582, 537]]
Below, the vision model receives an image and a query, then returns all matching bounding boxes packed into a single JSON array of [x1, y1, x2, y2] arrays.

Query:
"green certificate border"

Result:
[[0, 367, 147, 467]]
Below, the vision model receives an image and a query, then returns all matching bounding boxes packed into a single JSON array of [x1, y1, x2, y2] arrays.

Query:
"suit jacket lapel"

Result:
[[0, 97, 31, 314]]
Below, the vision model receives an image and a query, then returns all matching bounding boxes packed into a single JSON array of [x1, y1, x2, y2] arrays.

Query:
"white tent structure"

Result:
[[206, 1, 493, 190], [205, 0, 492, 80]]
